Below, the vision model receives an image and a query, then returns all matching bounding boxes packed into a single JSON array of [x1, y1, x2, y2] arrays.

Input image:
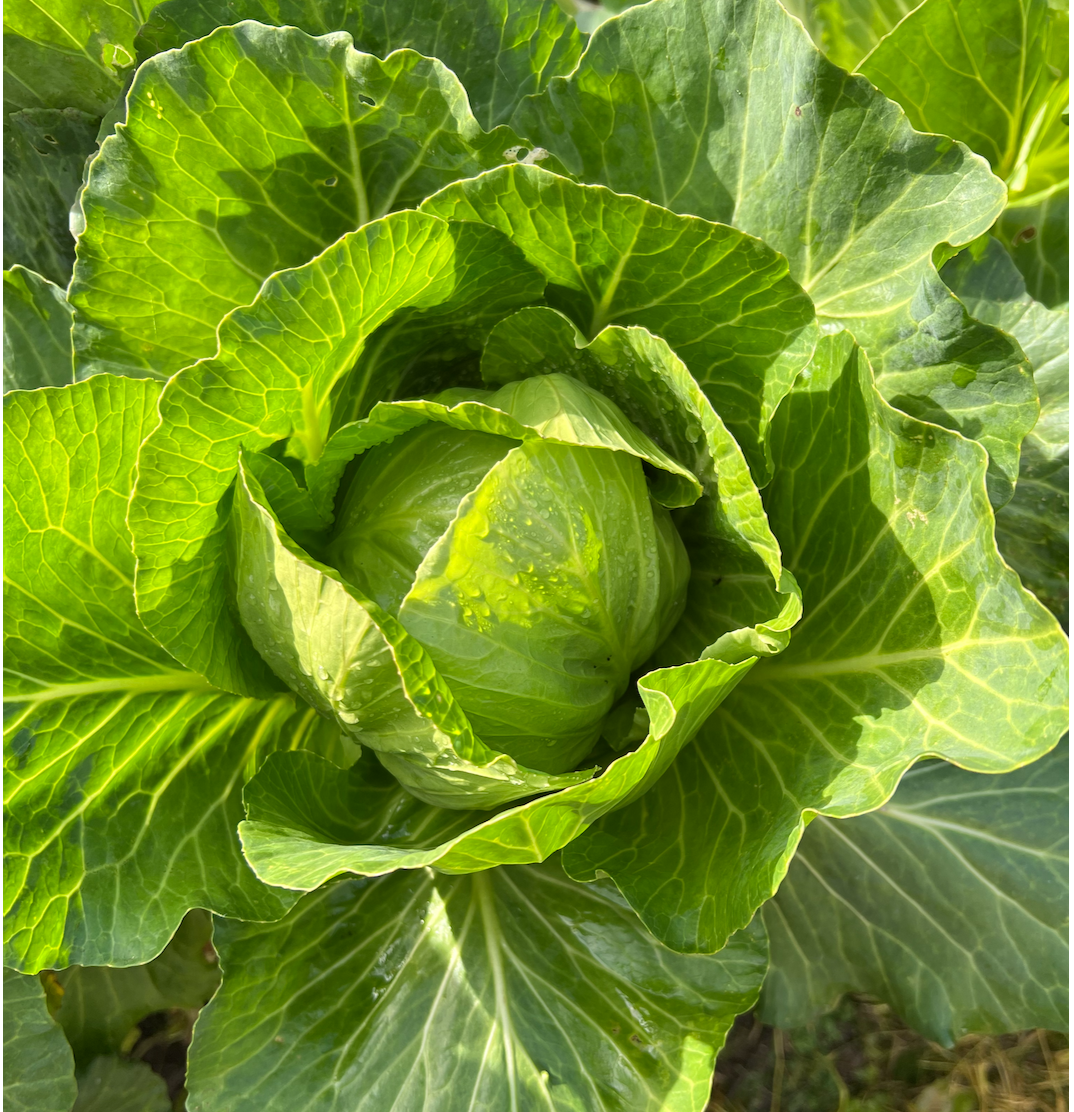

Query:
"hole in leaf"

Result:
[[1013, 225, 1038, 244], [358, 94, 375, 106]]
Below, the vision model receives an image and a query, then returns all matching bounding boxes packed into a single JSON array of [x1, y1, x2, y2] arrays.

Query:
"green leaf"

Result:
[[761, 740, 1069, 1045], [3, 968, 77, 1112], [857, 0, 1070, 307], [4, 108, 99, 285], [185, 860, 768, 1112], [70, 22, 532, 380], [562, 331, 1068, 954], [51, 910, 220, 1067], [136, 0, 585, 131], [996, 189, 1070, 309], [239, 656, 755, 887], [858, 0, 1067, 187], [513, 0, 1036, 505], [942, 236, 1069, 625], [474, 307, 808, 671], [422, 164, 817, 480], [233, 455, 593, 809], [3, 376, 325, 970], [72, 1058, 171, 1112], [783, 0, 917, 71], [397, 439, 680, 770], [3, 266, 74, 392], [313, 371, 701, 521], [2, 0, 142, 115], [129, 211, 544, 696]]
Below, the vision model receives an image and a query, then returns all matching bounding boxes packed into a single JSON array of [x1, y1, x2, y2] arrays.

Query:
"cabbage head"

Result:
[[2, 0, 1067, 1107]]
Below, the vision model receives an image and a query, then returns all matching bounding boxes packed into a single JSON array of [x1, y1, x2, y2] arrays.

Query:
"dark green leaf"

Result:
[[72, 1058, 171, 1112], [3, 266, 74, 392], [3, 108, 99, 285], [761, 740, 1069, 1044], [996, 189, 1070, 309], [185, 860, 767, 1112], [943, 236, 1069, 625], [136, 0, 585, 131], [2, 0, 142, 115], [52, 911, 220, 1067], [2, 968, 77, 1112]]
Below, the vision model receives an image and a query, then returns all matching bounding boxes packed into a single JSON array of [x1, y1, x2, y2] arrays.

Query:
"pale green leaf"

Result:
[[514, 0, 1035, 504], [422, 164, 817, 479], [233, 455, 593, 809], [185, 860, 767, 1112], [761, 740, 1069, 1044], [135, 0, 585, 130], [72, 1058, 171, 1112], [942, 236, 1069, 624], [2, 0, 143, 115], [312, 371, 701, 521], [562, 332, 1068, 953], [52, 910, 220, 1067], [479, 309, 789, 609], [2, 968, 77, 1112], [3, 377, 322, 970], [128, 212, 544, 696], [3, 108, 99, 285], [397, 440, 676, 769], [70, 22, 532, 380], [3, 266, 74, 392], [238, 657, 755, 887]]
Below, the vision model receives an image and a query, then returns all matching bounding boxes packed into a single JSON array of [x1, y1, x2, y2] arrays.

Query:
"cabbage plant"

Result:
[[3, 0, 1068, 1108]]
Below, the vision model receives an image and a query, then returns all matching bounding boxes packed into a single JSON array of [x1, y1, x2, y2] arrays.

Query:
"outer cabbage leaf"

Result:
[[2, 968, 77, 1112], [781, 0, 916, 71], [185, 860, 767, 1112], [3, 376, 331, 971], [761, 740, 1069, 1044], [49, 910, 220, 1067], [562, 332, 1068, 954], [2, 0, 143, 115], [70, 22, 534, 379], [514, 0, 1035, 506], [422, 164, 817, 480], [71, 1058, 170, 1112], [858, 0, 1069, 306], [3, 267, 74, 392], [996, 190, 1070, 310], [943, 236, 1069, 625], [3, 108, 99, 285], [129, 212, 545, 696], [136, 0, 585, 131]]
